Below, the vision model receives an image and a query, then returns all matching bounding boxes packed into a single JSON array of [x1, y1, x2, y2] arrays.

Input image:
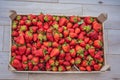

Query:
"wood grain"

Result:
[[59, 0, 120, 6]]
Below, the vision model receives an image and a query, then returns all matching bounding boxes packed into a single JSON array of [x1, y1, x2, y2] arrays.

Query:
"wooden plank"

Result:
[[3, 26, 10, 51], [82, 5, 120, 29], [108, 30, 120, 54], [59, 0, 120, 6], [4, 0, 58, 3], [0, 52, 28, 79], [0, 26, 4, 51]]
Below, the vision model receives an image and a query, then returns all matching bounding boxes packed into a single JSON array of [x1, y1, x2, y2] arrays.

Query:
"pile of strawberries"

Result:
[[11, 13, 104, 71]]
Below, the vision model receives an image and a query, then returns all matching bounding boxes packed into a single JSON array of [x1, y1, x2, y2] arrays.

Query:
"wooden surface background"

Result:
[[0, 0, 120, 80]]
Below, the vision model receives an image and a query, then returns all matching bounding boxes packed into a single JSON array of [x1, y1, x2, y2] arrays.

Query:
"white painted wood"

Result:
[[0, 52, 28, 79], [59, 0, 120, 6], [82, 5, 120, 29], [3, 26, 10, 51], [108, 30, 120, 54], [0, 26, 4, 51]]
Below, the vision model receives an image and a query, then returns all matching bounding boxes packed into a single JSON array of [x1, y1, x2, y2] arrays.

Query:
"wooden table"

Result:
[[0, 0, 120, 80]]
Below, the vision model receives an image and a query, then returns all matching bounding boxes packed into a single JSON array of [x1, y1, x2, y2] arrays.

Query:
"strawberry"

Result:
[[31, 57, 39, 65], [43, 41, 52, 47], [63, 30, 69, 37], [19, 20, 25, 25], [52, 66, 57, 71], [84, 37, 90, 43], [66, 66, 72, 71], [33, 33, 38, 41], [69, 16, 78, 23], [90, 60, 95, 66], [58, 27, 63, 33], [49, 59, 55, 66], [75, 57, 81, 64], [38, 63, 44, 69], [94, 40, 103, 49], [11, 44, 17, 52], [22, 16, 27, 20], [44, 14, 53, 22], [16, 15, 22, 21], [88, 30, 98, 40], [75, 28, 80, 34], [15, 55, 22, 61], [70, 39, 77, 46], [67, 22, 73, 28], [79, 66, 86, 71], [18, 46, 26, 55], [11, 59, 22, 69], [44, 54, 50, 61], [59, 17, 67, 26], [28, 54, 33, 60], [34, 49, 44, 57], [53, 24, 59, 30], [46, 62, 51, 71], [28, 62, 33, 70], [84, 16, 94, 24], [58, 65, 65, 71], [30, 26, 38, 33], [32, 66, 39, 71], [53, 16, 60, 21], [12, 23, 17, 30], [70, 49, 76, 57], [12, 31, 19, 37], [88, 47, 95, 57], [78, 33, 84, 40], [43, 22, 49, 30], [86, 66, 92, 71], [93, 21, 102, 32], [63, 61, 70, 66], [69, 32, 77, 38], [78, 39, 86, 47], [52, 42, 59, 47], [25, 31, 33, 43], [59, 39, 65, 44], [20, 25, 27, 31], [62, 43, 70, 52], [94, 64, 101, 71], [55, 60, 59, 66], [18, 33, 25, 45], [25, 20, 31, 27], [81, 60, 88, 67], [32, 18, 37, 25], [75, 45, 84, 57], [53, 32, 60, 42], [25, 48, 31, 55], [65, 54, 72, 61], [46, 32, 53, 41], [22, 63, 28, 70], [22, 55, 27, 64], [38, 13, 44, 22], [59, 50, 65, 58], [58, 59, 64, 65], [37, 21, 43, 28], [83, 25, 91, 32], [50, 48, 60, 57], [70, 58, 75, 65]]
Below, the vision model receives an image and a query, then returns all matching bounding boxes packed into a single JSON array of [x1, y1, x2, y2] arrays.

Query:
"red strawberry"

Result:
[[88, 47, 95, 57], [11, 59, 22, 69], [22, 16, 27, 20], [18, 33, 25, 45], [58, 27, 63, 33], [43, 22, 49, 30], [75, 28, 80, 34], [28, 62, 33, 70], [84, 37, 90, 43], [44, 14, 53, 22], [70, 16, 78, 23], [31, 57, 39, 65], [86, 66, 92, 71], [38, 13, 44, 22], [88, 30, 98, 40], [63, 30, 69, 37], [59, 50, 65, 58], [75, 45, 84, 57], [58, 65, 65, 71], [49, 59, 55, 66], [78, 33, 84, 40], [73, 23, 79, 28], [58, 59, 64, 65], [37, 21, 43, 28], [15, 55, 22, 61], [67, 22, 73, 28], [79, 66, 86, 71], [33, 33, 38, 41], [53, 32, 60, 42], [53, 24, 59, 30], [62, 43, 70, 52], [11, 44, 17, 52], [12, 31, 19, 37], [65, 54, 72, 61], [63, 61, 70, 66], [30, 26, 38, 33], [93, 21, 102, 32], [25, 48, 31, 55], [28, 54, 33, 60], [25, 20, 31, 27], [18, 46, 26, 55], [70, 58, 75, 65], [34, 49, 44, 57], [59, 39, 65, 44], [46, 63, 51, 71], [84, 16, 94, 24], [22, 55, 27, 64], [90, 60, 95, 66], [25, 31, 33, 42], [75, 57, 81, 64], [32, 19, 37, 25], [22, 63, 28, 70], [32, 66, 39, 71], [69, 32, 77, 38], [44, 54, 50, 61], [70, 49, 76, 57], [50, 48, 60, 57], [94, 64, 101, 71], [94, 40, 103, 49], [46, 32, 53, 41], [38, 63, 44, 69], [43, 42, 52, 47], [52, 42, 59, 47], [78, 39, 86, 47], [70, 39, 77, 46], [66, 66, 72, 71], [59, 17, 67, 26]]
